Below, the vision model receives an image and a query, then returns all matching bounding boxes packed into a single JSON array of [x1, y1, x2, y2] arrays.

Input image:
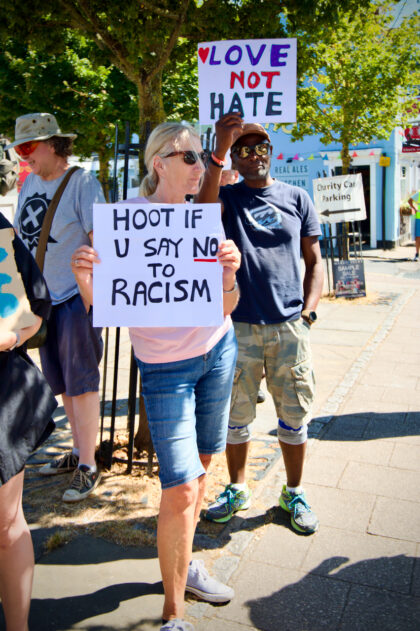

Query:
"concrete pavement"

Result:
[[1, 246, 419, 630]]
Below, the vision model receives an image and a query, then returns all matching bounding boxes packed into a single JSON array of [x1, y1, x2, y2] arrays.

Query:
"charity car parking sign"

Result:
[[198, 39, 297, 123]]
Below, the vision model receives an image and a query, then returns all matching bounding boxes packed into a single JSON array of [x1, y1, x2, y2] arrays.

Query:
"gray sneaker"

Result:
[[205, 484, 251, 523], [160, 620, 194, 631], [39, 452, 79, 476], [186, 559, 234, 603], [62, 465, 101, 503], [279, 485, 319, 534]]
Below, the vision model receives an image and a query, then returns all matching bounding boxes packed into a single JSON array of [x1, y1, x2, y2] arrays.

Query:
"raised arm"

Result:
[[195, 113, 243, 209]]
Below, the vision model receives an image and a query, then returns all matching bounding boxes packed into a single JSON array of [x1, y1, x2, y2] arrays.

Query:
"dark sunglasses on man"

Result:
[[163, 150, 208, 165], [231, 142, 272, 160]]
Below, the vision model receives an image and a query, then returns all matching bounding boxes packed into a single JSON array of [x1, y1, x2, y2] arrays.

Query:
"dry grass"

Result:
[[25, 436, 279, 550]]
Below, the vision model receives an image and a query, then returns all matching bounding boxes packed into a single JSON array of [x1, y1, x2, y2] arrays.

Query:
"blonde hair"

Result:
[[139, 122, 201, 197]]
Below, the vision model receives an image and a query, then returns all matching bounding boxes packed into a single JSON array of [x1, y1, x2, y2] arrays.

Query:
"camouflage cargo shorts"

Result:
[[228, 319, 315, 444]]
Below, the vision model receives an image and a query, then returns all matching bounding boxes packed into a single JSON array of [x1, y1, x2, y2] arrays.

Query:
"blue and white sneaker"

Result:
[[205, 484, 251, 523], [279, 485, 319, 534]]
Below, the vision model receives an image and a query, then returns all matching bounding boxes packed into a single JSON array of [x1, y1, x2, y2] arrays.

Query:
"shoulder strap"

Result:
[[35, 166, 80, 272]]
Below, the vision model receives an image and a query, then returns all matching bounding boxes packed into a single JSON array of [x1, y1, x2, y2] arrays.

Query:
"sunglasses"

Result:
[[15, 140, 41, 158], [163, 150, 208, 165], [232, 142, 271, 159]]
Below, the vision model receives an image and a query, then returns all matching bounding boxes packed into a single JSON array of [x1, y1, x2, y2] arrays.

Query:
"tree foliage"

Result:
[[0, 33, 138, 197], [286, 0, 420, 172]]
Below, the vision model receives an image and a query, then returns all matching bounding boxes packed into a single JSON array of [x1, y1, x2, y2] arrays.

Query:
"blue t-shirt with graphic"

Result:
[[220, 179, 321, 324]]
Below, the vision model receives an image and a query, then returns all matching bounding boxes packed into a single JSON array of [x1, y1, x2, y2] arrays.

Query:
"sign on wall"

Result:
[[313, 173, 367, 223], [92, 203, 224, 328], [198, 39, 297, 124]]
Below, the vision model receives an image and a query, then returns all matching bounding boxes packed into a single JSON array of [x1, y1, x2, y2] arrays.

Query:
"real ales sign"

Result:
[[198, 39, 297, 123], [93, 203, 224, 328]]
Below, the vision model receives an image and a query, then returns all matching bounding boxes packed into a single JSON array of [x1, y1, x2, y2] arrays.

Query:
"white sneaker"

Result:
[[160, 620, 194, 631], [186, 559, 234, 603]]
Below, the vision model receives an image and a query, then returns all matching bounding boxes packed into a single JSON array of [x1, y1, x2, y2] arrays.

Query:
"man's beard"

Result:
[[244, 164, 270, 180]]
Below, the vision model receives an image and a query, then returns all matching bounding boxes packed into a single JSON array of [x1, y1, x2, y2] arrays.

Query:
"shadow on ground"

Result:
[[246, 555, 419, 631], [317, 411, 420, 441]]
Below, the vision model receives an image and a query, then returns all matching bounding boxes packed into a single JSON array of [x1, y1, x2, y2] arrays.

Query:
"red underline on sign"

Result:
[[194, 258, 218, 262]]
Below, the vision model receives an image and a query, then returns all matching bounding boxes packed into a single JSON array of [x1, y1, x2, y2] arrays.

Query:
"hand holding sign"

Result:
[[214, 113, 244, 160]]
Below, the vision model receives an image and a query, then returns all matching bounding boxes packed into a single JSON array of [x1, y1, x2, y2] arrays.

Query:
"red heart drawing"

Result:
[[198, 47, 210, 64]]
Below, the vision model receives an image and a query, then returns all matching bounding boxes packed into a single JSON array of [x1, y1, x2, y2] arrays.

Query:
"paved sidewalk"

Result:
[[1, 248, 419, 630]]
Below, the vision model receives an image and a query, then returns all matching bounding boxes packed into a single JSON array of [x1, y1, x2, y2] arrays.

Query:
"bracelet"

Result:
[[8, 331, 20, 351], [211, 152, 226, 167], [223, 279, 238, 293]]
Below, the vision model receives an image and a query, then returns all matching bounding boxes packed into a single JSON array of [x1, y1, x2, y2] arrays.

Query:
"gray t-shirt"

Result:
[[14, 168, 105, 304]]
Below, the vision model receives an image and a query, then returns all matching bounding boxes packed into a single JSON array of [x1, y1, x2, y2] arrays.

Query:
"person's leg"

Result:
[[278, 441, 307, 487], [0, 470, 34, 631], [226, 441, 251, 484], [158, 479, 200, 621], [269, 320, 317, 533], [415, 236, 420, 257], [61, 392, 80, 449], [70, 390, 100, 467], [225, 323, 263, 484]]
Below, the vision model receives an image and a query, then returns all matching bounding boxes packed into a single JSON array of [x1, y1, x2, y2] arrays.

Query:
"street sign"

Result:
[[313, 173, 367, 224], [333, 260, 366, 298]]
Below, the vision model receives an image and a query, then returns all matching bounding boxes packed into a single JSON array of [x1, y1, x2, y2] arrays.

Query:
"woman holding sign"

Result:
[[72, 122, 240, 631], [0, 212, 57, 631]]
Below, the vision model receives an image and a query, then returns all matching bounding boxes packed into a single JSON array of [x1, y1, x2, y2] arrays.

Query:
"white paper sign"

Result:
[[93, 203, 224, 328], [313, 174, 367, 224], [198, 39, 297, 124]]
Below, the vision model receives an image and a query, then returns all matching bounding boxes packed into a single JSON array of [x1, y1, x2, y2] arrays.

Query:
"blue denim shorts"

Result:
[[39, 293, 103, 397], [136, 326, 237, 489]]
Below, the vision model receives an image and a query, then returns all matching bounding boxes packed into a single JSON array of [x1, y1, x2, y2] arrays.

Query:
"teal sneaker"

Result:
[[205, 484, 251, 523], [279, 485, 319, 534]]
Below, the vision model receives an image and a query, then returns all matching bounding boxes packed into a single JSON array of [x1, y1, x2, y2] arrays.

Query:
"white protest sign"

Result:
[[313, 174, 367, 224], [0, 227, 38, 333], [198, 39, 296, 124], [93, 203, 224, 328]]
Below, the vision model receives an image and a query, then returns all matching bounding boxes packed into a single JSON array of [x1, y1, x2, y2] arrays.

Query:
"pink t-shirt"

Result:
[[123, 196, 232, 364]]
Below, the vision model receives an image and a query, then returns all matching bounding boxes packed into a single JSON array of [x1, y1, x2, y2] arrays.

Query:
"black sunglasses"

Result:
[[163, 150, 208, 165], [231, 142, 271, 159]]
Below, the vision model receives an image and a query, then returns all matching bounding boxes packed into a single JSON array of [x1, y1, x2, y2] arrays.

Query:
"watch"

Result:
[[301, 310, 317, 326]]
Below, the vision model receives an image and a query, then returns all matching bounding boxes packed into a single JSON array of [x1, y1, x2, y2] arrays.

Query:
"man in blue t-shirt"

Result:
[[197, 114, 324, 534]]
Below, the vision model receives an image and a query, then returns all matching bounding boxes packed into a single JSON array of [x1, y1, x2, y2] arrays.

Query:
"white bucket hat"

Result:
[[5, 113, 77, 150]]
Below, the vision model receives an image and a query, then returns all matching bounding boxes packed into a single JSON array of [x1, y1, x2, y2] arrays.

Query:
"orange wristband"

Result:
[[211, 152, 226, 167]]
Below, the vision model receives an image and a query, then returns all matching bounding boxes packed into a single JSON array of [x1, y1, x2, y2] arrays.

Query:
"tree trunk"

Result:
[[97, 147, 111, 201], [340, 142, 351, 259], [133, 71, 166, 458], [136, 71, 166, 178]]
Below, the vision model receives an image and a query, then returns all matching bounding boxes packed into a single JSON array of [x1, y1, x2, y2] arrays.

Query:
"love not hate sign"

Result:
[[92, 203, 224, 328], [198, 38, 297, 123]]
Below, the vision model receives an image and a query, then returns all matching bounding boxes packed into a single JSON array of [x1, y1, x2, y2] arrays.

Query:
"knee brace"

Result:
[[277, 418, 308, 445]]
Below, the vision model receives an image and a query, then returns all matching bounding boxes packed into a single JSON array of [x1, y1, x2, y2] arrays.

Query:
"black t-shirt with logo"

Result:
[[220, 179, 321, 324]]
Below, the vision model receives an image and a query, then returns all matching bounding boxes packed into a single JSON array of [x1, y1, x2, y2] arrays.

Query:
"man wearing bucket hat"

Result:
[[9, 113, 105, 502], [197, 113, 324, 534]]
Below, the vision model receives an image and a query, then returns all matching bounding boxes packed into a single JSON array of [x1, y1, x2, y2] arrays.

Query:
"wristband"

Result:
[[211, 152, 226, 167], [223, 279, 238, 293]]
